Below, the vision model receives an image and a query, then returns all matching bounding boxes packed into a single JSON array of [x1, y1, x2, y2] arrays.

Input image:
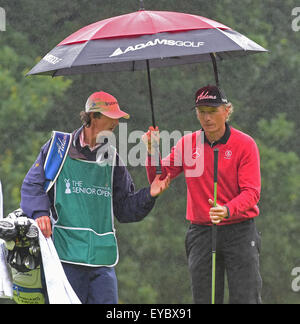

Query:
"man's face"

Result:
[[196, 105, 230, 134], [92, 113, 119, 133]]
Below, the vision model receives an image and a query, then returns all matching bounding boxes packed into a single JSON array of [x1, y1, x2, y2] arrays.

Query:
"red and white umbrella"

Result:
[[27, 7, 267, 126]]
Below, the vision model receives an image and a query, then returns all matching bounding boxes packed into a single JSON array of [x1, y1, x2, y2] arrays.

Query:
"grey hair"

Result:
[[224, 102, 234, 122]]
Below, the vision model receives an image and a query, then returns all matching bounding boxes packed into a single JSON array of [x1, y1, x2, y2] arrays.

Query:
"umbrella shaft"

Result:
[[146, 60, 156, 128], [210, 53, 220, 86], [139, 0, 145, 10]]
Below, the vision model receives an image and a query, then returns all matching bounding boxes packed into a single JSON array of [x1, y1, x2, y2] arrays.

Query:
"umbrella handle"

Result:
[[146, 60, 162, 175]]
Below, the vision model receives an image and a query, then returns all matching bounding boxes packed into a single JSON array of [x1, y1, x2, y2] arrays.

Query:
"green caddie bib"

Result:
[[53, 151, 118, 267]]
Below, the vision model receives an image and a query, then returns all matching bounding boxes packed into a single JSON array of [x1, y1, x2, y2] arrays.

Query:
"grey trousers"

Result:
[[185, 219, 262, 304]]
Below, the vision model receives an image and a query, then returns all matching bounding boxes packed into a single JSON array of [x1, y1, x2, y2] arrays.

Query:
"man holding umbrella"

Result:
[[20, 90, 171, 304], [143, 85, 262, 304]]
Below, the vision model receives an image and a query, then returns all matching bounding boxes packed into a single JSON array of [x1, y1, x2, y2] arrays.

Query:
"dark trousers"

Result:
[[62, 263, 118, 304], [185, 219, 262, 304]]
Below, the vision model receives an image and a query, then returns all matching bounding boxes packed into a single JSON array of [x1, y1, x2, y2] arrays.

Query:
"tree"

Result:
[[0, 29, 71, 215], [255, 114, 300, 303]]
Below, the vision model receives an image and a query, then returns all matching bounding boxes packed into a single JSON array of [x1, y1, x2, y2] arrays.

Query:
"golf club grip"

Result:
[[156, 162, 162, 174], [213, 148, 219, 183], [153, 139, 162, 174]]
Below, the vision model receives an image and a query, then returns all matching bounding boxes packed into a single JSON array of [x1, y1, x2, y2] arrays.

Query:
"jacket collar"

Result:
[[202, 122, 231, 147]]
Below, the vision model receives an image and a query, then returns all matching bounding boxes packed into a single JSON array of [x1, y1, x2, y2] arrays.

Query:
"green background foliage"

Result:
[[0, 0, 299, 304]]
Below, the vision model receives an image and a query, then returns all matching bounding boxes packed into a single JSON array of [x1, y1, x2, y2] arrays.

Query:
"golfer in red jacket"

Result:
[[143, 85, 262, 304]]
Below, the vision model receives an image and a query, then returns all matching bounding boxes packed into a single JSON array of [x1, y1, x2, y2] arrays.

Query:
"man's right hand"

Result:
[[142, 126, 160, 155], [150, 173, 171, 197], [36, 216, 52, 238]]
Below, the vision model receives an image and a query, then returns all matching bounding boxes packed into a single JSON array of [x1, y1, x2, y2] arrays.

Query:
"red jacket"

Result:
[[146, 125, 261, 225]]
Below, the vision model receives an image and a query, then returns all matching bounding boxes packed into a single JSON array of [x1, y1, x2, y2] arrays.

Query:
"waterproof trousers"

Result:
[[62, 263, 118, 304], [185, 219, 262, 304]]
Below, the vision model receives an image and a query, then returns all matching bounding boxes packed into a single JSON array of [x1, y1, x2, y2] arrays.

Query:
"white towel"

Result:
[[37, 225, 81, 304], [0, 181, 13, 299], [0, 181, 3, 220]]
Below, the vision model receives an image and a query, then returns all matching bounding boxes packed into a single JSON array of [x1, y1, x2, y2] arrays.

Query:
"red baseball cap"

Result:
[[85, 91, 130, 119]]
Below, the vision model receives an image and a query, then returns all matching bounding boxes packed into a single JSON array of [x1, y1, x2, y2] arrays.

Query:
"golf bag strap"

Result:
[[44, 131, 72, 193]]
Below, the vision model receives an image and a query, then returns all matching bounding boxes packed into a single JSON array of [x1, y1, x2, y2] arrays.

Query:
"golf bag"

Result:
[[0, 209, 45, 304]]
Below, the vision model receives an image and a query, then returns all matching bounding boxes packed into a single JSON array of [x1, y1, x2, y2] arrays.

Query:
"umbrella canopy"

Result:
[[27, 10, 267, 77], [27, 8, 267, 174]]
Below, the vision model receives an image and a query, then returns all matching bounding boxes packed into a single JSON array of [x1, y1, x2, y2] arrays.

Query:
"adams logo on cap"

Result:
[[196, 90, 217, 101], [195, 85, 228, 107]]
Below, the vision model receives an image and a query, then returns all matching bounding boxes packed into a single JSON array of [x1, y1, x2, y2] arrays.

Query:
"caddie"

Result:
[[20, 90, 170, 304]]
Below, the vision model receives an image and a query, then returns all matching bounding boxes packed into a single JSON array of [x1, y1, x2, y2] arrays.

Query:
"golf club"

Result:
[[212, 148, 219, 304]]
